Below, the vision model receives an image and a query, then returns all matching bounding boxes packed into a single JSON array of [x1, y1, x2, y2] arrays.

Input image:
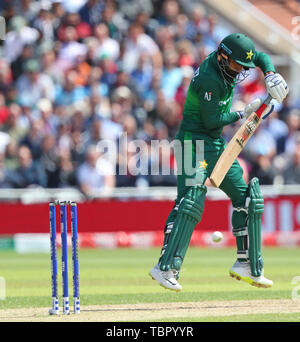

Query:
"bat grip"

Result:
[[255, 94, 273, 118]]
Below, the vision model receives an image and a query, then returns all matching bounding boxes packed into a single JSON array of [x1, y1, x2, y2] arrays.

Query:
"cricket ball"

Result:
[[212, 231, 223, 243]]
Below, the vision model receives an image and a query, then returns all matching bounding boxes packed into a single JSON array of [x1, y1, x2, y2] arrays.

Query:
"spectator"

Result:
[[57, 148, 77, 188], [174, 13, 189, 42], [0, 131, 10, 158], [1, 103, 28, 143], [202, 13, 229, 53], [0, 153, 13, 188], [249, 153, 276, 185], [282, 136, 300, 184], [278, 95, 293, 122], [0, 62, 13, 101], [19, 119, 44, 160], [112, 70, 139, 101], [76, 145, 115, 197], [157, 0, 181, 27], [4, 139, 19, 171], [57, 12, 92, 42], [14, 0, 41, 23], [101, 2, 128, 40], [99, 102, 123, 142], [262, 110, 289, 155], [143, 69, 162, 112], [122, 114, 138, 141], [161, 49, 183, 100], [40, 134, 59, 188], [55, 70, 89, 107], [56, 26, 88, 71], [82, 118, 102, 148], [118, 0, 154, 22], [11, 44, 34, 81], [155, 26, 176, 52], [70, 130, 86, 167], [16, 59, 55, 108], [32, 7, 56, 42], [71, 110, 85, 132], [283, 109, 300, 155], [98, 55, 118, 88], [0, 92, 9, 125], [11, 145, 47, 188], [130, 53, 153, 100], [4, 16, 39, 63], [88, 67, 110, 100], [36, 98, 57, 137], [51, 1, 66, 28], [93, 23, 120, 61], [175, 65, 194, 112], [160, 100, 182, 139], [5, 86, 18, 106], [134, 11, 158, 39], [176, 39, 195, 67], [111, 86, 134, 117], [87, 87, 110, 121], [185, 3, 208, 41], [122, 23, 163, 73], [39, 43, 64, 84], [57, 121, 73, 151], [79, 0, 105, 27]]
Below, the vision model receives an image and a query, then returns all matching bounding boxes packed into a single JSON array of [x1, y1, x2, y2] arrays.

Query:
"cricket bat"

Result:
[[210, 94, 272, 187]]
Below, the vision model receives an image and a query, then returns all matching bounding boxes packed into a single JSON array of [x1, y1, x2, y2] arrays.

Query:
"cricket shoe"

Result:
[[149, 264, 182, 292], [229, 260, 273, 288]]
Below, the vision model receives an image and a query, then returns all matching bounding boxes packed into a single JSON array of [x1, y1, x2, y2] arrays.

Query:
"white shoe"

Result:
[[229, 260, 273, 288], [149, 264, 182, 292]]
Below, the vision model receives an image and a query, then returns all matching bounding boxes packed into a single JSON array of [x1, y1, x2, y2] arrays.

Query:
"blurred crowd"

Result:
[[0, 0, 299, 197]]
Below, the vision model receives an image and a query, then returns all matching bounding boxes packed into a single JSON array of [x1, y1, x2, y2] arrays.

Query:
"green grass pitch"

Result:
[[0, 247, 300, 321]]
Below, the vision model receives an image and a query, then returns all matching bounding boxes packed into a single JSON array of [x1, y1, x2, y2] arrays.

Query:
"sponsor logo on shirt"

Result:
[[219, 98, 231, 106], [204, 92, 212, 101]]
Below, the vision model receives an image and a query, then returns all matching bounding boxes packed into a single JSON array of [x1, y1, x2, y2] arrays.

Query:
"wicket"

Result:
[[49, 201, 80, 315]]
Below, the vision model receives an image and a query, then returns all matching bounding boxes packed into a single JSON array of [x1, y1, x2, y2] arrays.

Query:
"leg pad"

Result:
[[160, 185, 206, 271]]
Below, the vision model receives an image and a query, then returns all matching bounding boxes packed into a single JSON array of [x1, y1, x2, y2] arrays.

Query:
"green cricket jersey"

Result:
[[179, 51, 275, 142]]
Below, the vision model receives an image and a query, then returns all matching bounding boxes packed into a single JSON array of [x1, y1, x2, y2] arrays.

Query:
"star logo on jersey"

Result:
[[199, 160, 208, 170], [246, 50, 254, 60]]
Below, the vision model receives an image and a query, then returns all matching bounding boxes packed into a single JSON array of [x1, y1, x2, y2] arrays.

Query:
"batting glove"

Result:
[[265, 73, 289, 104], [237, 98, 275, 120]]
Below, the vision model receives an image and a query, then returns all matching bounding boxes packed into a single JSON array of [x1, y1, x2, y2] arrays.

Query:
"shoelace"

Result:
[[162, 269, 176, 280]]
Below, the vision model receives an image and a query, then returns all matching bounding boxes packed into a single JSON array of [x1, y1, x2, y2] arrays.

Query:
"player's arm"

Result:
[[198, 80, 240, 130], [253, 51, 276, 75], [254, 51, 289, 103]]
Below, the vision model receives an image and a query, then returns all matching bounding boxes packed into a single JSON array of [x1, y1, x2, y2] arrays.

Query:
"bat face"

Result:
[[236, 113, 260, 148]]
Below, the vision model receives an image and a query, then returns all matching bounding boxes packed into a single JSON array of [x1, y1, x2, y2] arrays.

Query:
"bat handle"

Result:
[[263, 94, 273, 105], [256, 94, 273, 118]]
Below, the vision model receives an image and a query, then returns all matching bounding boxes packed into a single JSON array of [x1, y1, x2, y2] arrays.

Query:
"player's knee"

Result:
[[248, 178, 264, 214]]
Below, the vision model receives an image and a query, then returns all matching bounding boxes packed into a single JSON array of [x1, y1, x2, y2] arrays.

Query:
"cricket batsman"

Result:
[[149, 33, 289, 291]]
